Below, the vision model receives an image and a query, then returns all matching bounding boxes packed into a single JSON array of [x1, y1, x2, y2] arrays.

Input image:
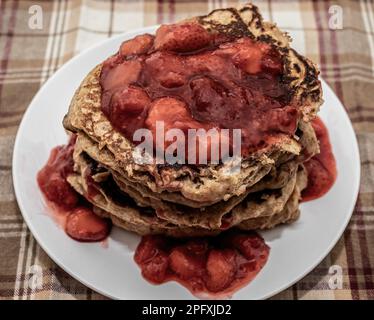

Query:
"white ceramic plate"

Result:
[[13, 26, 360, 300]]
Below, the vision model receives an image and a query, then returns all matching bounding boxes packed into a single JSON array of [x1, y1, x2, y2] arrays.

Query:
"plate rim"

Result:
[[12, 26, 361, 300]]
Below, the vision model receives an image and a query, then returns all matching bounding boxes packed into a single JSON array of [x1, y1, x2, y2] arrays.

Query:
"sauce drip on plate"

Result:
[[134, 231, 269, 298], [302, 117, 337, 202], [37, 135, 111, 242]]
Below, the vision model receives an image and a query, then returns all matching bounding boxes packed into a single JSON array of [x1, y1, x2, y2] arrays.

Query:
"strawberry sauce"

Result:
[[37, 135, 111, 242], [302, 117, 337, 201], [100, 22, 297, 157], [37, 135, 78, 211], [134, 231, 269, 298]]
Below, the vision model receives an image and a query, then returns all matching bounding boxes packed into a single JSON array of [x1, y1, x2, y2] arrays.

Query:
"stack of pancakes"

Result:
[[63, 3, 322, 237]]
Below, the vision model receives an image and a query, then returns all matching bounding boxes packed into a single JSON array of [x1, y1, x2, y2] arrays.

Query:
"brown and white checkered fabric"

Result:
[[0, 0, 373, 300]]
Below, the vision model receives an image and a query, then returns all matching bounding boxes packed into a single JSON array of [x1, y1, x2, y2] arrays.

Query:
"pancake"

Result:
[[67, 144, 306, 233], [63, 2, 322, 205], [67, 164, 306, 237], [71, 127, 277, 207], [70, 117, 317, 208], [238, 165, 307, 230]]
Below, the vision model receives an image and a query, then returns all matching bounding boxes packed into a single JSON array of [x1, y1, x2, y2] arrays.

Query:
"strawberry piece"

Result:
[[261, 47, 283, 74], [39, 171, 79, 210], [141, 251, 169, 284], [134, 235, 169, 264], [134, 235, 170, 283], [37, 139, 79, 210], [189, 77, 226, 122], [160, 72, 185, 88], [184, 239, 209, 255], [144, 52, 187, 88], [227, 232, 268, 260], [227, 234, 255, 260], [186, 52, 234, 78], [169, 246, 206, 279], [120, 34, 154, 57], [109, 86, 151, 138], [100, 60, 141, 92], [145, 97, 197, 156], [154, 22, 211, 53], [145, 97, 192, 133], [266, 106, 298, 133], [205, 249, 237, 292], [102, 53, 122, 69], [218, 38, 275, 75], [65, 207, 110, 242], [145, 97, 223, 163]]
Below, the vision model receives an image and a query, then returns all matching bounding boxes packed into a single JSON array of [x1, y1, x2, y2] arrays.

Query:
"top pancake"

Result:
[[63, 3, 322, 204]]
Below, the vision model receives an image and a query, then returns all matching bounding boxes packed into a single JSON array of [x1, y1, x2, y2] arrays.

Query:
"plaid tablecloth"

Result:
[[0, 0, 373, 300]]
